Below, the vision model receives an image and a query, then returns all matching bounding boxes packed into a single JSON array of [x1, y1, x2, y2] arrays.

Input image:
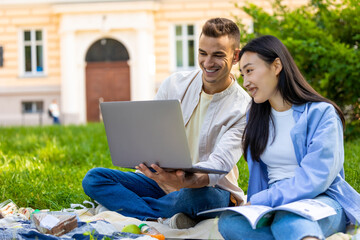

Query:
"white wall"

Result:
[[0, 86, 60, 126], [58, 9, 156, 124]]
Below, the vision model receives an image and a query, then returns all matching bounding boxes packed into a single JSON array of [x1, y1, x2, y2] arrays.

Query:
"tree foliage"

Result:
[[234, 0, 360, 138]]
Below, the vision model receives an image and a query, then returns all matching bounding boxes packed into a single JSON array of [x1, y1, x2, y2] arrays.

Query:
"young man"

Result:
[[82, 18, 251, 229]]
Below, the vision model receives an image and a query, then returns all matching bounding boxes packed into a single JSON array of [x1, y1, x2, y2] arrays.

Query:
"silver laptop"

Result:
[[100, 100, 228, 174]]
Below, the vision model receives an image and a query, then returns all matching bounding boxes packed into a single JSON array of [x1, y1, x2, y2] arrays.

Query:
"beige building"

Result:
[[0, 0, 307, 125]]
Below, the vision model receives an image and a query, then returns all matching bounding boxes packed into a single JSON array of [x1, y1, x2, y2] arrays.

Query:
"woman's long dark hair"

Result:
[[241, 35, 345, 162]]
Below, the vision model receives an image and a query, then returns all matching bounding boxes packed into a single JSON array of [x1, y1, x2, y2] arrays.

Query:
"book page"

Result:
[[229, 205, 273, 229], [198, 199, 336, 229], [274, 199, 336, 221], [198, 205, 273, 229]]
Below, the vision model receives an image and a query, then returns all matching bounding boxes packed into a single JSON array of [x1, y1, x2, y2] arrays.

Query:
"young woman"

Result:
[[218, 35, 360, 240]]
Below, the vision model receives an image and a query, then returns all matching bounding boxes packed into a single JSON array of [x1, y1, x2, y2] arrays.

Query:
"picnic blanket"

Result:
[[77, 209, 221, 239], [0, 205, 359, 239], [78, 210, 360, 240]]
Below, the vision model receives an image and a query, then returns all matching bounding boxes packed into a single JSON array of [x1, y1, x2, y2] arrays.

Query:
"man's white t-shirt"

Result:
[[185, 90, 213, 165], [185, 80, 235, 164], [184, 80, 240, 204]]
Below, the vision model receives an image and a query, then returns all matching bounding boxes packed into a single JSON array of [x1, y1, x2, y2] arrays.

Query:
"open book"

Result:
[[198, 199, 336, 229]]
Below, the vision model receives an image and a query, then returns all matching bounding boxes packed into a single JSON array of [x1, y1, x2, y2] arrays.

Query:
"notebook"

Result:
[[100, 100, 228, 174]]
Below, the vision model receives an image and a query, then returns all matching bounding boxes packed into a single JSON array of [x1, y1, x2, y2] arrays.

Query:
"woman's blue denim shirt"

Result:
[[246, 102, 360, 225]]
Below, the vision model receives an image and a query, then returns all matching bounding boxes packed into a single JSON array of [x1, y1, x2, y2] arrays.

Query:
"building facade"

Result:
[[0, 0, 308, 125]]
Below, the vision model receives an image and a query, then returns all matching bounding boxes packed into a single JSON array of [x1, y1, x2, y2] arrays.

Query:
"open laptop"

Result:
[[100, 100, 228, 174]]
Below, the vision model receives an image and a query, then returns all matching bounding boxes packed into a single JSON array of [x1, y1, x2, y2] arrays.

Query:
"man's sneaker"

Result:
[[168, 213, 199, 229], [95, 204, 110, 214]]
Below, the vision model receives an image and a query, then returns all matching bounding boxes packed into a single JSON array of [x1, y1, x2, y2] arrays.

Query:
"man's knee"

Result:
[[177, 187, 229, 209], [178, 187, 210, 203], [82, 167, 106, 194]]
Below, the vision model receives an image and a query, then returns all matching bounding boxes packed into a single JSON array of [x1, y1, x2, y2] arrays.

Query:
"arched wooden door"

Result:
[[85, 38, 130, 122]]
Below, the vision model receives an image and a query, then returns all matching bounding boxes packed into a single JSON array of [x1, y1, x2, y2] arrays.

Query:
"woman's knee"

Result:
[[271, 211, 324, 240], [314, 195, 346, 236], [218, 211, 236, 231], [218, 211, 250, 240], [218, 211, 237, 239]]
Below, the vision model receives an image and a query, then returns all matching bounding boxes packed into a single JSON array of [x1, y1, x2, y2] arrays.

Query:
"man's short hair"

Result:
[[201, 18, 240, 49]]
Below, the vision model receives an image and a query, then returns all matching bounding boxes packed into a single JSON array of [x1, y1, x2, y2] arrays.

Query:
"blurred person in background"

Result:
[[48, 99, 60, 125]]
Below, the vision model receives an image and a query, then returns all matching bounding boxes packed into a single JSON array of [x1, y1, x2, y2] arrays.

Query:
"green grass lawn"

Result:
[[0, 123, 359, 210]]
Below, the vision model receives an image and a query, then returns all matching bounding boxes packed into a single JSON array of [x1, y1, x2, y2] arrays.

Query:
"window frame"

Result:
[[21, 101, 44, 114], [19, 28, 47, 77], [170, 23, 198, 72]]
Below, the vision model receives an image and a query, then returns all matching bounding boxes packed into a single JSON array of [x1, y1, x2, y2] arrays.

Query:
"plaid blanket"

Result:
[[0, 217, 154, 240]]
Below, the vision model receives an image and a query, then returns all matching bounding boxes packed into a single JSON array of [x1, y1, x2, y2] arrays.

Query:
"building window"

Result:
[[174, 24, 196, 70], [22, 101, 43, 114], [22, 30, 44, 76]]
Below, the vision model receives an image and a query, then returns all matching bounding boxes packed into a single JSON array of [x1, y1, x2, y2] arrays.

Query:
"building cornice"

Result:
[[52, 1, 159, 14], [0, 85, 61, 95], [0, 0, 156, 5]]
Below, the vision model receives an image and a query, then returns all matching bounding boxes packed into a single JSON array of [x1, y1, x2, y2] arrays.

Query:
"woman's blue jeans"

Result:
[[218, 195, 346, 240], [82, 167, 231, 221]]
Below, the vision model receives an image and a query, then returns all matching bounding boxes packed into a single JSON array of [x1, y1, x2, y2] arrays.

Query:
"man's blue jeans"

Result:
[[82, 167, 232, 221], [218, 195, 347, 240]]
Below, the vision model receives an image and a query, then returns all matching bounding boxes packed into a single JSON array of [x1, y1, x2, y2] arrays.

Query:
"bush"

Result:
[[235, 0, 360, 138]]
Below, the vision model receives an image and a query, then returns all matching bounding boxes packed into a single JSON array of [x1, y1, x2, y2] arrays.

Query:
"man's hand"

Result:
[[136, 163, 209, 194]]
